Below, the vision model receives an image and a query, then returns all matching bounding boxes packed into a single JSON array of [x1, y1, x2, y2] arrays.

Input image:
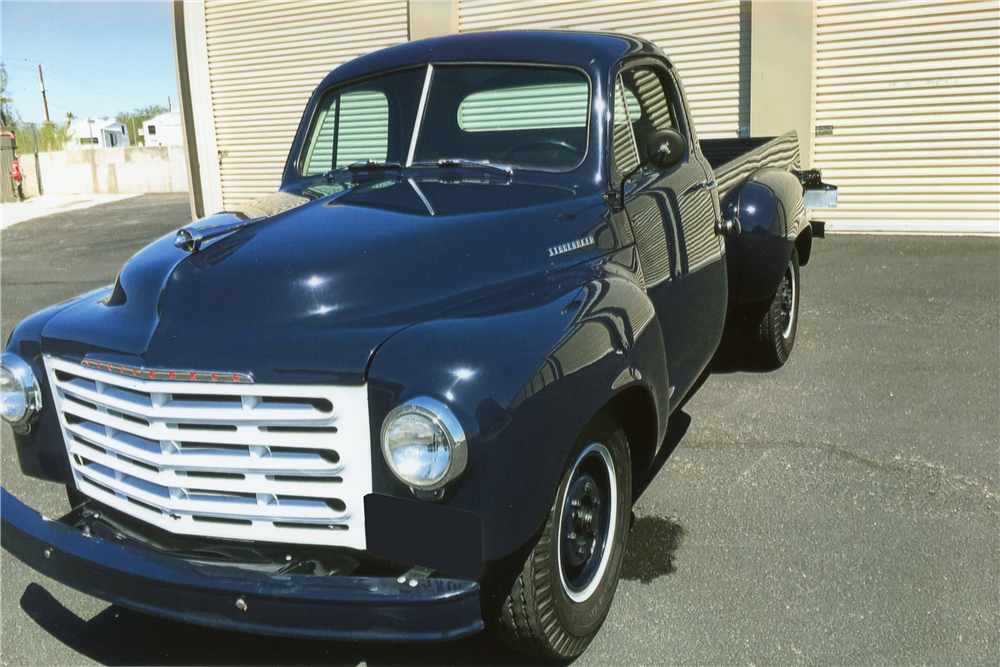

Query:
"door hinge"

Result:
[[602, 191, 623, 210]]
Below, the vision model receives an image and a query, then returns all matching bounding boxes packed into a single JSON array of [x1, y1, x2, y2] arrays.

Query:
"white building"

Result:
[[142, 111, 184, 147], [68, 118, 130, 150]]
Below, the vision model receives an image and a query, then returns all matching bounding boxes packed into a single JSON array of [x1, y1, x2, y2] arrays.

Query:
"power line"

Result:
[[4, 57, 172, 104], [43, 69, 135, 98], [2, 57, 120, 92], [4, 56, 173, 122], [0, 62, 40, 73]]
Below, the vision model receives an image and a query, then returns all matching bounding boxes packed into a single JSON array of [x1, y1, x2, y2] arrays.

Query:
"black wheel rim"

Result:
[[558, 443, 616, 601]]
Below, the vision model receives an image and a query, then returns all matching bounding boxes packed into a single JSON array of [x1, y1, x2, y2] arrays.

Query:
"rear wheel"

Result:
[[489, 415, 632, 660], [745, 247, 800, 368]]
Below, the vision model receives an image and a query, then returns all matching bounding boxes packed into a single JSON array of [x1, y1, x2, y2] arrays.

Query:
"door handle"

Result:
[[684, 179, 717, 196]]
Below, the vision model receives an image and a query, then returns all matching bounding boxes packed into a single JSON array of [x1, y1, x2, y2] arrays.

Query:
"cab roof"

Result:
[[318, 30, 668, 89]]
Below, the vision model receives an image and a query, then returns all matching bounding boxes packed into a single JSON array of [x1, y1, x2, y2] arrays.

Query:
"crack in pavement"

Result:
[[688, 439, 998, 504]]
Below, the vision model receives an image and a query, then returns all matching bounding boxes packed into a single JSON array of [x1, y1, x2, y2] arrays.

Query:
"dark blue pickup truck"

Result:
[[1, 31, 835, 660]]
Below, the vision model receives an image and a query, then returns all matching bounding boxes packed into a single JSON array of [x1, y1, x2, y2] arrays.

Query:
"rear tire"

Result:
[[488, 414, 632, 661], [745, 247, 799, 368]]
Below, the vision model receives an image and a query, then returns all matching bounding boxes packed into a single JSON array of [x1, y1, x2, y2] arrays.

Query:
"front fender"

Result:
[[4, 288, 111, 482], [723, 168, 806, 305], [366, 248, 669, 562]]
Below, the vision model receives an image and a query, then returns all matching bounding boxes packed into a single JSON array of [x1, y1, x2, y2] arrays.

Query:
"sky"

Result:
[[1, 1, 178, 124]]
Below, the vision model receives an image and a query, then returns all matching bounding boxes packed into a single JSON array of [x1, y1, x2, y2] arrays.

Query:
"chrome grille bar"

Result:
[[45, 356, 372, 549]]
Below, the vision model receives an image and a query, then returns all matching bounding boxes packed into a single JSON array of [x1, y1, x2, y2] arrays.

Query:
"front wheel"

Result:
[[745, 247, 800, 368], [489, 415, 632, 660]]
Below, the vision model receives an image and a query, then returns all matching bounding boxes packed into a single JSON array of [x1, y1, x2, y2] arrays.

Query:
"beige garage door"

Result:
[[458, 0, 748, 139], [814, 0, 1000, 233], [204, 0, 409, 208]]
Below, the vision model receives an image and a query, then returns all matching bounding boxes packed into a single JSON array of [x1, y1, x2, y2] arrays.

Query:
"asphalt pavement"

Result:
[[1, 194, 143, 229], [1, 195, 997, 665]]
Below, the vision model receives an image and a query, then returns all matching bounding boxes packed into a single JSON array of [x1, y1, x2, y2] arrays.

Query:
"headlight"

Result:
[[1, 353, 42, 426], [381, 397, 467, 491]]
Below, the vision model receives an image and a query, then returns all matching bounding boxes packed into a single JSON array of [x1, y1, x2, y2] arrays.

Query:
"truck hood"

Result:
[[40, 177, 616, 383]]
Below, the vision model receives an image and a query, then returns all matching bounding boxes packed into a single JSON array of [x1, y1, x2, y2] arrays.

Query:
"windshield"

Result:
[[298, 64, 591, 177]]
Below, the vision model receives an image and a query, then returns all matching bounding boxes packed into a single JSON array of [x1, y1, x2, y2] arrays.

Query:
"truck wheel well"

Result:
[[795, 226, 813, 266], [604, 386, 659, 481]]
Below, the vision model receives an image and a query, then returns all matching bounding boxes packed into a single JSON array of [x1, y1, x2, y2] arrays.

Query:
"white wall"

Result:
[[750, 1, 815, 168], [19, 146, 188, 197]]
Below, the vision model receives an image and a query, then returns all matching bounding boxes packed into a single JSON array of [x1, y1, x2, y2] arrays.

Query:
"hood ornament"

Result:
[[174, 191, 312, 253], [174, 215, 262, 253]]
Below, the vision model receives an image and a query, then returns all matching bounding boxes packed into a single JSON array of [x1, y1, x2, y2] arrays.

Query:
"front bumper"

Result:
[[0, 487, 484, 642]]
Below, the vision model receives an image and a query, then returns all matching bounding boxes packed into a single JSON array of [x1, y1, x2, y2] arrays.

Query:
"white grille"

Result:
[[44, 356, 372, 550]]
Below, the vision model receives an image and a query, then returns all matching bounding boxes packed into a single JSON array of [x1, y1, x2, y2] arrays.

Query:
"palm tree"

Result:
[[65, 111, 76, 123]]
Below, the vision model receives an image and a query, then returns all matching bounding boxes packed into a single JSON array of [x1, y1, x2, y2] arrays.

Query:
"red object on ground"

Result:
[[3, 132, 23, 183]]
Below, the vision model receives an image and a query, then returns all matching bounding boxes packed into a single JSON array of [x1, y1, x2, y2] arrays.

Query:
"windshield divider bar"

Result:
[[406, 64, 434, 167]]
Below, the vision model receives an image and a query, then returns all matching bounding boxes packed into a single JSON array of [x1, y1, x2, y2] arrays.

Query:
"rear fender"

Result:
[[723, 168, 805, 305]]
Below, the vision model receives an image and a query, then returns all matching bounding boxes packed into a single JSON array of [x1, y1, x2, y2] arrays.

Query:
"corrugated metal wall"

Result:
[[814, 0, 1000, 232], [190, 1, 998, 232], [457, 0, 749, 139], [203, 0, 408, 207]]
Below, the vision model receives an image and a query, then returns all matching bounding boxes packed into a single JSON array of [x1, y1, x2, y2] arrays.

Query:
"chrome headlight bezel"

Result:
[[380, 396, 468, 492], [1, 352, 43, 427]]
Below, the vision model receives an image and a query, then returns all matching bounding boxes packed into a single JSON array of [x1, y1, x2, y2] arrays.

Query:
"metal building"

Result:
[[173, 0, 999, 233]]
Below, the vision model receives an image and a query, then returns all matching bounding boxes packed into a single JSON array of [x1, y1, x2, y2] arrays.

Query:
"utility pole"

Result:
[[168, 95, 172, 112], [38, 64, 50, 123], [32, 126, 43, 195]]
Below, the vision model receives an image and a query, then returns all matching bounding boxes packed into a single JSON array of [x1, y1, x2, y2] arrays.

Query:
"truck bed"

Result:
[[701, 131, 801, 200]]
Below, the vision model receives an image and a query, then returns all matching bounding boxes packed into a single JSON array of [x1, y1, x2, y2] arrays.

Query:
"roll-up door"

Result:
[[458, 0, 747, 139], [203, 0, 408, 208], [814, 0, 1000, 233]]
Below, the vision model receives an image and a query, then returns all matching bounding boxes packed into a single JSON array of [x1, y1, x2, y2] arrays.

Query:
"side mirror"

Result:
[[615, 128, 689, 209], [644, 128, 686, 170]]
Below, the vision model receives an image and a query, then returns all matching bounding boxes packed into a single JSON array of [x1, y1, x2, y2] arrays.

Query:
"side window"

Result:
[[615, 65, 681, 174], [303, 90, 389, 175], [628, 68, 676, 135]]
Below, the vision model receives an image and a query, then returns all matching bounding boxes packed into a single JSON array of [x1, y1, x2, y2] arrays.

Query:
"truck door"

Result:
[[613, 62, 728, 406]]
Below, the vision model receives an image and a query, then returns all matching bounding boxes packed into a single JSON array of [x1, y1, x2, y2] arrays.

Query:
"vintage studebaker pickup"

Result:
[[1, 31, 835, 659]]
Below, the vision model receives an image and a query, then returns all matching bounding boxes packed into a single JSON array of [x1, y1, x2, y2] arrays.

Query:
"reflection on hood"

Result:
[[40, 177, 621, 383]]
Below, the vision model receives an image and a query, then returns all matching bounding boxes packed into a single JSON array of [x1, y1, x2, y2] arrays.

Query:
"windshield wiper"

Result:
[[410, 159, 513, 177], [323, 160, 403, 182]]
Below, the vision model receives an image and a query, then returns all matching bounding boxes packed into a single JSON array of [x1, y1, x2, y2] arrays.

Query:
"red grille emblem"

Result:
[[81, 359, 253, 384]]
